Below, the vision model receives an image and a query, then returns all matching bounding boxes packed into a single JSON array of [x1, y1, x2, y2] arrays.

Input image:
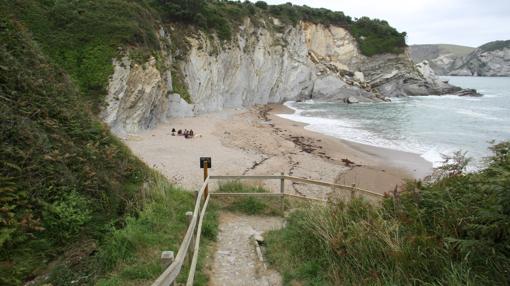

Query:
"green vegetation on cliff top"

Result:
[[3, 0, 407, 112], [479, 40, 510, 52]]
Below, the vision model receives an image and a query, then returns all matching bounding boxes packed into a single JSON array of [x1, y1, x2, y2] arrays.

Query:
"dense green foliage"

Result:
[[2, 0, 160, 111], [267, 142, 510, 285], [155, 0, 406, 55], [351, 17, 407, 56]]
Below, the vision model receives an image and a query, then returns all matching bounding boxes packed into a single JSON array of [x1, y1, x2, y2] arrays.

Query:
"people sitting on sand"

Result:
[[185, 129, 195, 139], [171, 128, 176, 136], [177, 129, 182, 136]]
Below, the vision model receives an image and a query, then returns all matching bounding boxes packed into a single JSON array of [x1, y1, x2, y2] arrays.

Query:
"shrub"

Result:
[[255, 1, 268, 10], [350, 17, 407, 56], [43, 191, 92, 243]]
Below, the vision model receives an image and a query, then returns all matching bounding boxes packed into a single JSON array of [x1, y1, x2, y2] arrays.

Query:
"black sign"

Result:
[[200, 157, 212, 169]]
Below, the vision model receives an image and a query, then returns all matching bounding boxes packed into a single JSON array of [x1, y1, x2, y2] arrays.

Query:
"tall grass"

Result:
[[215, 181, 282, 216], [95, 174, 218, 286], [266, 142, 510, 285]]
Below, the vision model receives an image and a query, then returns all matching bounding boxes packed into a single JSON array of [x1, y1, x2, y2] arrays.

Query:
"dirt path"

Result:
[[209, 212, 284, 286]]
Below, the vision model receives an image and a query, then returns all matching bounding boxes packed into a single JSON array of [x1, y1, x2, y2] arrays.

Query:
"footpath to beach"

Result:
[[123, 104, 432, 285], [209, 212, 284, 286]]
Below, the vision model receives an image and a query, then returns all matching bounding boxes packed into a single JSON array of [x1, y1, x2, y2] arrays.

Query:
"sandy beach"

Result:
[[123, 104, 432, 198]]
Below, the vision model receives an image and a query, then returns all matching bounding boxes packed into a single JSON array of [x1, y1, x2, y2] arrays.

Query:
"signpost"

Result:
[[200, 157, 211, 198]]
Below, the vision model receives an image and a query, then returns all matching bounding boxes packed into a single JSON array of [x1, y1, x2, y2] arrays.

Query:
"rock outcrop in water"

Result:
[[102, 20, 464, 133]]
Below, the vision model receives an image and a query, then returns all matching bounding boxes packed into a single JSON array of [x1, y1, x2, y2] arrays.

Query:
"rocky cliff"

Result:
[[449, 40, 510, 76], [410, 44, 474, 75], [103, 20, 461, 134], [410, 42, 510, 77]]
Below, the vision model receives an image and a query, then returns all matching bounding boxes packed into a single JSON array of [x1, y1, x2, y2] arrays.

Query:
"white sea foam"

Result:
[[277, 102, 428, 158], [279, 101, 461, 167], [279, 77, 510, 169], [454, 109, 502, 121]]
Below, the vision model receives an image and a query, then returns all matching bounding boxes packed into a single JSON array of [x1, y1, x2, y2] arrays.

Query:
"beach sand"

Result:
[[123, 104, 432, 198]]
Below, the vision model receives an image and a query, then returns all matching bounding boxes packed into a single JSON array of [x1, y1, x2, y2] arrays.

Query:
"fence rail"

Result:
[[152, 174, 384, 286], [151, 177, 209, 286]]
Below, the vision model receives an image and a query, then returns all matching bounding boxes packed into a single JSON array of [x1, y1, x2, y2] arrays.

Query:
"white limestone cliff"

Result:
[[102, 20, 456, 133]]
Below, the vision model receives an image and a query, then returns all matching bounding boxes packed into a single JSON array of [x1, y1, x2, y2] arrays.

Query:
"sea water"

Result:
[[278, 76, 510, 169]]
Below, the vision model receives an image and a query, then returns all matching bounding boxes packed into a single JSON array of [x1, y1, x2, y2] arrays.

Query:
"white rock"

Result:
[[353, 71, 365, 82]]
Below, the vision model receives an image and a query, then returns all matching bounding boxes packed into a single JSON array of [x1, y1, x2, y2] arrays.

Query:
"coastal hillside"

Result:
[[449, 40, 510, 76], [3, 0, 461, 134], [410, 41, 510, 76], [409, 44, 475, 75], [0, 10, 203, 286]]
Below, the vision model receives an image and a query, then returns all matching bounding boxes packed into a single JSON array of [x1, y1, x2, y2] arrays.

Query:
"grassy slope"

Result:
[[410, 44, 475, 63], [0, 10, 218, 286], [478, 40, 510, 52], [437, 44, 476, 56], [3, 0, 161, 112], [266, 143, 510, 285]]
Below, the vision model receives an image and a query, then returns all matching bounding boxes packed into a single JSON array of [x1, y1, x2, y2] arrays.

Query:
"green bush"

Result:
[[351, 17, 407, 56], [255, 1, 268, 10], [43, 191, 92, 243]]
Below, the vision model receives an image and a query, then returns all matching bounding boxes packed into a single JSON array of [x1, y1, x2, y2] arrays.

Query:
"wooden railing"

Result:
[[152, 174, 383, 286]]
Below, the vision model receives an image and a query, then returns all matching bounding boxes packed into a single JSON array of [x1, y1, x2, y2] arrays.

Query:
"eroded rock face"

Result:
[[182, 21, 315, 114], [410, 42, 510, 77], [102, 57, 172, 134], [450, 46, 510, 76], [103, 21, 463, 133]]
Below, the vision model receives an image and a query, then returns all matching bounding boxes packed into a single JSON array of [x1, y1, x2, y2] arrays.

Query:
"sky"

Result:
[[260, 0, 510, 47]]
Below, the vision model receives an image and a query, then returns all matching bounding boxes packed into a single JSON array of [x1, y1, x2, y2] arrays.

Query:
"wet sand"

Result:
[[123, 104, 432, 197]]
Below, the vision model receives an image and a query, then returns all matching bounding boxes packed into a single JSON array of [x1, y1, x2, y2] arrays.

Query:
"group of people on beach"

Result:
[[172, 128, 194, 139]]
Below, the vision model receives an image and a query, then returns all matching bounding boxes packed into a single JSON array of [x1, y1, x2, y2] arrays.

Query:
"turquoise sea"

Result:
[[278, 76, 510, 169]]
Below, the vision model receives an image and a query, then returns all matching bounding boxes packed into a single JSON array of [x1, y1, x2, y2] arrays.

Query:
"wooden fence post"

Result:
[[204, 161, 209, 198], [186, 211, 194, 265], [350, 184, 356, 201], [280, 172, 285, 216], [160, 251, 176, 286]]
